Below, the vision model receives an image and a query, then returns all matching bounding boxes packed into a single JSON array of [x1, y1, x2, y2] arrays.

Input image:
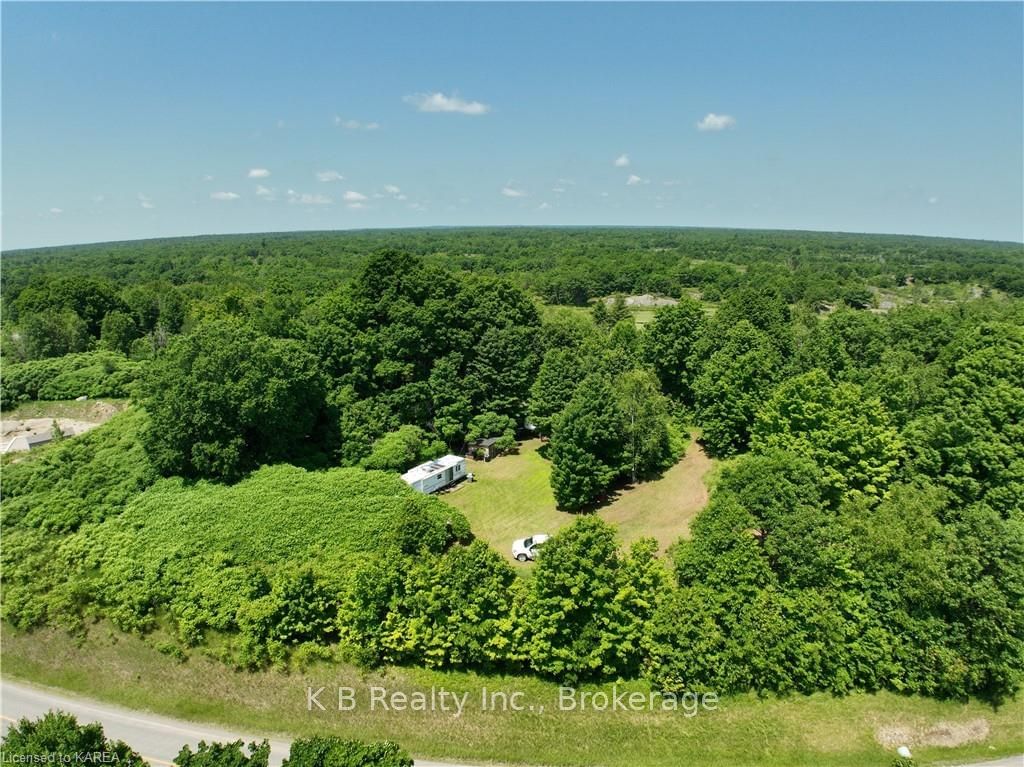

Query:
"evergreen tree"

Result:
[[528, 349, 586, 438]]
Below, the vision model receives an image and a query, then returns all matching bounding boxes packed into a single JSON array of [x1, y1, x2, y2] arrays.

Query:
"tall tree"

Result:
[[614, 369, 672, 482], [549, 374, 624, 510], [641, 298, 705, 403], [692, 321, 781, 457], [521, 518, 638, 683], [528, 349, 587, 438], [141, 319, 325, 481], [751, 369, 903, 504]]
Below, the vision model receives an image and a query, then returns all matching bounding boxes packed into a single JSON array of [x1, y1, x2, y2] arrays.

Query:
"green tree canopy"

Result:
[[141, 319, 326, 481], [1, 712, 147, 767], [528, 348, 587, 438], [693, 320, 781, 457], [549, 374, 625, 510], [641, 298, 705, 403], [751, 369, 903, 503]]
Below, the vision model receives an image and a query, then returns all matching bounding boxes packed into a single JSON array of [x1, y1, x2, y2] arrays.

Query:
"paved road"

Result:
[[1, 677, 1021, 767], [0, 678, 483, 767]]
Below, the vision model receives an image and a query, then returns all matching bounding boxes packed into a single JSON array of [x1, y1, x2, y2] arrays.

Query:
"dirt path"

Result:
[[600, 437, 714, 552]]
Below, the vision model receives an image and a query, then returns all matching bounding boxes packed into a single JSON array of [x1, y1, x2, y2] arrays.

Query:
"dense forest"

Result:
[[2, 227, 1022, 705]]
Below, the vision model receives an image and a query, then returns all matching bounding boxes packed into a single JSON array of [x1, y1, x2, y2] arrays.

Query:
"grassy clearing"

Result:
[[0, 398, 129, 423], [2, 625, 1021, 767], [443, 438, 713, 560], [630, 308, 657, 326]]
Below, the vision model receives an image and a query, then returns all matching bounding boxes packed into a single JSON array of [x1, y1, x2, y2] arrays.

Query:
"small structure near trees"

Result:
[[400, 455, 467, 494]]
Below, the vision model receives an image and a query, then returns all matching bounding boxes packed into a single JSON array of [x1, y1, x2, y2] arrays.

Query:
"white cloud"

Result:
[[663, 179, 682, 187], [92, 195, 105, 204], [347, 202, 367, 210], [343, 190, 368, 202], [255, 185, 275, 199], [334, 117, 380, 131], [404, 92, 491, 115], [928, 196, 939, 205], [537, 202, 551, 210], [211, 191, 241, 201], [316, 170, 345, 182], [626, 174, 647, 186], [138, 193, 155, 209], [202, 175, 214, 182], [552, 187, 566, 194], [697, 113, 736, 132], [501, 186, 527, 198], [287, 190, 332, 205], [614, 154, 630, 168], [383, 184, 401, 195], [408, 202, 426, 211], [49, 207, 63, 214], [248, 168, 271, 178], [600, 191, 610, 198]]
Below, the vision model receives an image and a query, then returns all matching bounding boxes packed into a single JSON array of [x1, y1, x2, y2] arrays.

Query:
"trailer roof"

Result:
[[400, 454, 464, 484]]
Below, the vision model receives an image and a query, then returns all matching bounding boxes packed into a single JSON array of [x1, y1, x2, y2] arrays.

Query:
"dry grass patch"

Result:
[[3, 626, 1022, 767], [444, 437, 713, 561]]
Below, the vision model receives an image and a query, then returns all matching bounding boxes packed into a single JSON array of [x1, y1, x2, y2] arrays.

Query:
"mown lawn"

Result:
[[442, 437, 713, 562], [3, 625, 1022, 767]]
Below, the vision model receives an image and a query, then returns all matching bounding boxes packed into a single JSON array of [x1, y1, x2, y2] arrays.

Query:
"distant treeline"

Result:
[[3, 228, 1022, 317]]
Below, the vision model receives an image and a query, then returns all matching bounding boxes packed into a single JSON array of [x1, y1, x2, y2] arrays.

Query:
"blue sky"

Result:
[[3, 2, 1022, 249]]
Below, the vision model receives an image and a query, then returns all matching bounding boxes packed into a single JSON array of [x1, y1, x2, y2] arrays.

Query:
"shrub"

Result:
[[0, 351, 141, 408], [283, 737, 412, 767]]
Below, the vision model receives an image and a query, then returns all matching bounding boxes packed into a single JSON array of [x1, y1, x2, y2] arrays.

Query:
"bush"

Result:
[[0, 350, 141, 408], [177, 740, 270, 767], [283, 737, 412, 767], [360, 425, 446, 471], [1, 711, 146, 766]]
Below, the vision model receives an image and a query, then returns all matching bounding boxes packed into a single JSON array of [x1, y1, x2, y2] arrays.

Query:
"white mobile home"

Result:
[[401, 455, 467, 494]]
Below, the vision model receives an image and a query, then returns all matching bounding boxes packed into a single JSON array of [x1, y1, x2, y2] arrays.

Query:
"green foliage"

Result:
[[3, 229, 1023, 707], [465, 411, 517, 442], [0, 350, 141, 408], [7, 309, 91, 360], [693, 321, 781, 456], [283, 737, 412, 767], [308, 253, 540, 461], [177, 741, 270, 767], [751, 369, 903, 503], [341, 541, 520, 670], [3, 446, 469, 664], [141, 319, 326, 481], [904, 322, 1024, 514], [360, 425, 446, 472], [614, 368, 672, 482], [521, 517, 652, 683], [13, 276, 125, 337], [549, 374, 625, 510], [641, 298, 705, 403], [528, 348, 587, 437], [1, 711, 147, 767], [100, 309, 140, 354], [1, 408, 154, 535]]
